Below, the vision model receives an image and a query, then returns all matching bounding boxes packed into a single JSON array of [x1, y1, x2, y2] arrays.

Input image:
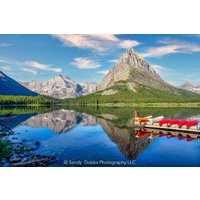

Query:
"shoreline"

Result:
[[0, 102, 200, 108], [0, 119, 56, 167]]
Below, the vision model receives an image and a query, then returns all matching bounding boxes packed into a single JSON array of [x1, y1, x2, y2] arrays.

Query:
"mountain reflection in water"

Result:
[[21, 109, 98, 134], [3, 107, 200, 167]]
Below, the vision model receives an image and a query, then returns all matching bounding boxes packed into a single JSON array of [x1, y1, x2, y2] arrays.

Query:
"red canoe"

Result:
[[178, 120, 188, 128], [159, 119, 171, 126], [186, 120, 198, 129], [167, 119, 179, 127]]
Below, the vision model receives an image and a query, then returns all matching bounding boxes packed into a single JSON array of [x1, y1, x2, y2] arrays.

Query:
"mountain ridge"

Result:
[[96, 48, 198, 98], [19, 74, 97, 99], [69, 48, 199, 104], [98, 48, 179, 92], [0, 71, 38, 96], [1, 48, 199, 102], [179, 81, 200, 94]]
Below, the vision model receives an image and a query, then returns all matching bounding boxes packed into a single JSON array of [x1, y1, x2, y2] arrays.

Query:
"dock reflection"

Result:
[[134, 127, 200, 142]]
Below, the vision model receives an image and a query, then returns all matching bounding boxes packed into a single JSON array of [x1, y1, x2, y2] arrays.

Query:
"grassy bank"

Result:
[[1, 95, 200, 108], [0, 95, 62, 105], [0, 105, 64, 114], [1, 102, 200, 108], [62, 102, 200, 107], [0, 140, 12, 159]]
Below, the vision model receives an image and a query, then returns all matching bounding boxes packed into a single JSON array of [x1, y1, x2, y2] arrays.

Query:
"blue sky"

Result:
[[0, 34, 200, 86]]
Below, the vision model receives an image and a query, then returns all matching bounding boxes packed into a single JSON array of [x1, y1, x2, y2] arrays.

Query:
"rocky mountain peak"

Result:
[[97, 48, 160, 91], [54, 74, 75, 83], [55, 74, 64, 79], [20, 74, 97, 99], [80, 82, 98, 95], [181, 81, 194, 88], [55, 74, 69, 79], [118, 48, 156, 74], [179, 81, 200, 94], [119, 48, 142, 62]]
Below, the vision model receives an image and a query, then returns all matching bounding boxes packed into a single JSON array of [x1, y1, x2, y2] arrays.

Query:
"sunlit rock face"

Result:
[[97, 48, 160, 91], [20, 75, 97, 99], [97, 48, 185, 95], [79, 82, 98, 95], [119, 48, 156, 74]]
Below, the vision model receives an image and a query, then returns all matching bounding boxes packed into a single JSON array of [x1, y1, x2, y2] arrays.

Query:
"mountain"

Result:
[[20, 75, 97, 99], [179, 81, 200, 94], [71, 48, 199, 104], [98, 48, 159, 91], [0, 71, 37, 96], [98, 48, 178, 93], [95, 48, 198, 99], [79, 82, 98, 95]]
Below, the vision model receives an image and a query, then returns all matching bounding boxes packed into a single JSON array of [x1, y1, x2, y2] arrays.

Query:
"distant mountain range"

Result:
[[178, 81, 200, 94], [0, 71, 37, 96], [19, 75, 97, 99], [0, 48, 199, 100]]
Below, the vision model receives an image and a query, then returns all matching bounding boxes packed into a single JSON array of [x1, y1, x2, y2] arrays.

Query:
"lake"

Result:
[[1, 106, 200, 167]]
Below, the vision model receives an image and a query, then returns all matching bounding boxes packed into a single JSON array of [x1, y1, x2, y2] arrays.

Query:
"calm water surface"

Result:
[[1, 107, 200, 167]]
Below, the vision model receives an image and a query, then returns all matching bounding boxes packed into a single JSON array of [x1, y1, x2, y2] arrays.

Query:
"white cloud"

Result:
[[91, 34, 119, 41], [142, 45, 179, 57], [25, 61, 62, 73], [21, 68, 38, 75], [143, 38, 200, 58], [118, 40, 140, 49], [0, 58, 16, 65], [109, 59, 118, 63], [97, 70, 109, 75], [187, 45, 200, 52], [0, 57, 61, 73], [52, 34, 140, 52], [1, 66, 10, 71], [72, 57, 101, 69], [0, 43, 13, 47], [52, 34, 106, 51]]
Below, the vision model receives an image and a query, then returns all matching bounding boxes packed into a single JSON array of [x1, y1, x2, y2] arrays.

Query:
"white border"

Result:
[[0, 0, 200, 200], [0, 0, 200, 34], [0, 168, 200, 200]]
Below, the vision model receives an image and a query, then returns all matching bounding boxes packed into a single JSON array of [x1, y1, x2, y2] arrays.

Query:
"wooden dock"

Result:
[[134, 122, 200, 134]]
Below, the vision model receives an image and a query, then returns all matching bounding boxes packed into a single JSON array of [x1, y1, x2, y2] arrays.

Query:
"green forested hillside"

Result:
[[64, 81, 200, 105], [1, 81, 200, 107], [0, 95, 61, 105]]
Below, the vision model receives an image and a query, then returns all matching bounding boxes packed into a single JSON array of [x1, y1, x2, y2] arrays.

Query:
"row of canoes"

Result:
[[135, 116, 200, 130], [159, 119, 199, 129]]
